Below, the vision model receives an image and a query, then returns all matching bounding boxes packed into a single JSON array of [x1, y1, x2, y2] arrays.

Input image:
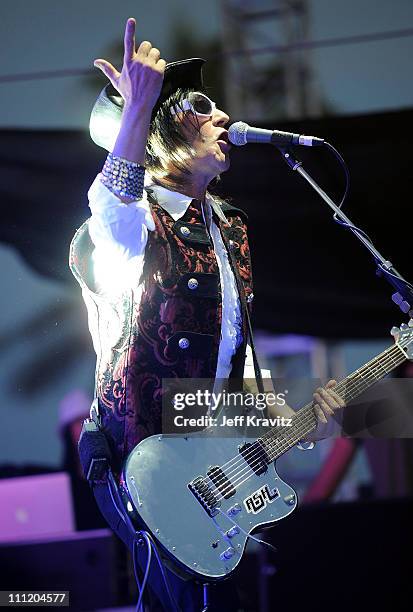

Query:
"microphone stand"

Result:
[[276, 145, 413, 318]]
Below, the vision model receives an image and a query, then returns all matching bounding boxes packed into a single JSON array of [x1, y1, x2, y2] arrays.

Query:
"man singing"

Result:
[[70, 17, 344, 611]]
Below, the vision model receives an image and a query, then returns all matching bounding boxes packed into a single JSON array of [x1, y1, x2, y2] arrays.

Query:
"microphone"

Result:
[[228, 121, 325, 147]]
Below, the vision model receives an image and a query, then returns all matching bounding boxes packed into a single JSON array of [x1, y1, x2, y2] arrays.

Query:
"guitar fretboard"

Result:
[[260, 341, 408, 462]]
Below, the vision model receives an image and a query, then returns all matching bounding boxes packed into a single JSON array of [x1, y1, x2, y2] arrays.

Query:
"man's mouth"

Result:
[[217, 132, 231, 151]]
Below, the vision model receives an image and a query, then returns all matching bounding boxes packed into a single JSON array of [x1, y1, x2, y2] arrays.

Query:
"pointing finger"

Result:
[[123, 17, 136, 63]]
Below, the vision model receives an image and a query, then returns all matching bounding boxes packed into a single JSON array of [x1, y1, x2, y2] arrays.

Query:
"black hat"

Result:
[[89, 58, 205, 151]]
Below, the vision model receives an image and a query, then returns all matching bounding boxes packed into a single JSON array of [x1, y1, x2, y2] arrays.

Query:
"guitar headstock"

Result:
[[391, 319, 413, 359]]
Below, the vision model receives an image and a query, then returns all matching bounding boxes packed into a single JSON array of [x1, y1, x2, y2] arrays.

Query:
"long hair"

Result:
[[145, 87, 207, 190]]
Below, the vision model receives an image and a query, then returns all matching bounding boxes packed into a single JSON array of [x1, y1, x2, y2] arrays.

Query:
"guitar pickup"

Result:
[[207, 466, 236, 499], [238, 440, 269, 475]]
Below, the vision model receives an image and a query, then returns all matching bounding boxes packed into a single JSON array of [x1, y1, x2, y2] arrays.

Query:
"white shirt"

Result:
[[87, 175, 259, 379]]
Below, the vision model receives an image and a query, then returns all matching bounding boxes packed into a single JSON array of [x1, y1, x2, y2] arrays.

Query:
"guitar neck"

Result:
[[261, 341, 408, 462]]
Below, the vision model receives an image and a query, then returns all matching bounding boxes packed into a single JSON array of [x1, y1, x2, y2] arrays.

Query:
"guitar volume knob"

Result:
[[220, 547, 236, 561], [283, 493, 296, 506], [227, 503, 241, 517], [226, 526, 240, 538]]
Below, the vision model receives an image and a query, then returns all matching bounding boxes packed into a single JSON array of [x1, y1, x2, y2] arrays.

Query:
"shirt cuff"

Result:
[[88, 174, 155, 231]]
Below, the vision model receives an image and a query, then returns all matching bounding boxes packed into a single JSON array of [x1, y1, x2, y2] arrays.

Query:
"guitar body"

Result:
[[123, 429, 297, 580]]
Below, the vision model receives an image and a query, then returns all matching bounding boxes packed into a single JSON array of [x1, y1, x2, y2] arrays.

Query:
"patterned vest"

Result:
[[70, 193, 253, 473]]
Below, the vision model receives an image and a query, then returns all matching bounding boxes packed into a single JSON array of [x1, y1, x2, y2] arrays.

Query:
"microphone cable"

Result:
[[323, 140, 375, 246]]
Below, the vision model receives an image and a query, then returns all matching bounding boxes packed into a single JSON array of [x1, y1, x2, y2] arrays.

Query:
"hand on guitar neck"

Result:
[[305, 379, 345, 442], [254, 377, 345, 443]]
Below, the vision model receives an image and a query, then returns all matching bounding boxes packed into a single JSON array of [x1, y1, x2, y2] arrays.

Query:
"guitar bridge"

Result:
[[188, 476, 221, 517]]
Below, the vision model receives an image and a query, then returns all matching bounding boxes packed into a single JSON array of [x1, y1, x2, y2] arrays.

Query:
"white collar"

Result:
[[146, 180, 229, 225], [147, 182, 193, 221]]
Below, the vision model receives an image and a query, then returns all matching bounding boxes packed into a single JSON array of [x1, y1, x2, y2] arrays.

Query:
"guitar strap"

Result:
[[244, 301, 265, 394], [206, 198, 265, 394]]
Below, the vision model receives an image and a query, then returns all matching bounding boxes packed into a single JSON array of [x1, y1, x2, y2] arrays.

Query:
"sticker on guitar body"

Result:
[[243, 484, 280, 514]]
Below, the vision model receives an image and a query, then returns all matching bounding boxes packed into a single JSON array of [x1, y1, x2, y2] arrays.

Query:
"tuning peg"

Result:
[[391, 326, 400, 340], [400, 323, 409, 331]]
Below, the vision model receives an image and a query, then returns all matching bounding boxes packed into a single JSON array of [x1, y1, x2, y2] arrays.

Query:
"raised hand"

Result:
[[94, 17, 166, 114]]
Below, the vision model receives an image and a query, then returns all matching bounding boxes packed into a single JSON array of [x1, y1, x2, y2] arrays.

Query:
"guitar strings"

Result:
[[211, 340, 404, 482], [209, 347, 402, 499], [210, 341, 404, 487], [214, 343, 406, 497], [264, 342, 406, 460], [208, 342, 407, 502], [212, 344, 406, 499]]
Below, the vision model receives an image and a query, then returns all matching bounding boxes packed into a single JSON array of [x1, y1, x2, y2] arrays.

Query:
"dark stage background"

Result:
[[1, 108, 410, 339]]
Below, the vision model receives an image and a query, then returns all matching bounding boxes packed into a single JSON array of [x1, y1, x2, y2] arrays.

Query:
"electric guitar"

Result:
[[122, 321, 413, 580]]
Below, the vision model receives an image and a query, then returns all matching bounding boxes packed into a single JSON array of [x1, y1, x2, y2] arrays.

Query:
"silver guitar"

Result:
[[123, 322, 413, 580]]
